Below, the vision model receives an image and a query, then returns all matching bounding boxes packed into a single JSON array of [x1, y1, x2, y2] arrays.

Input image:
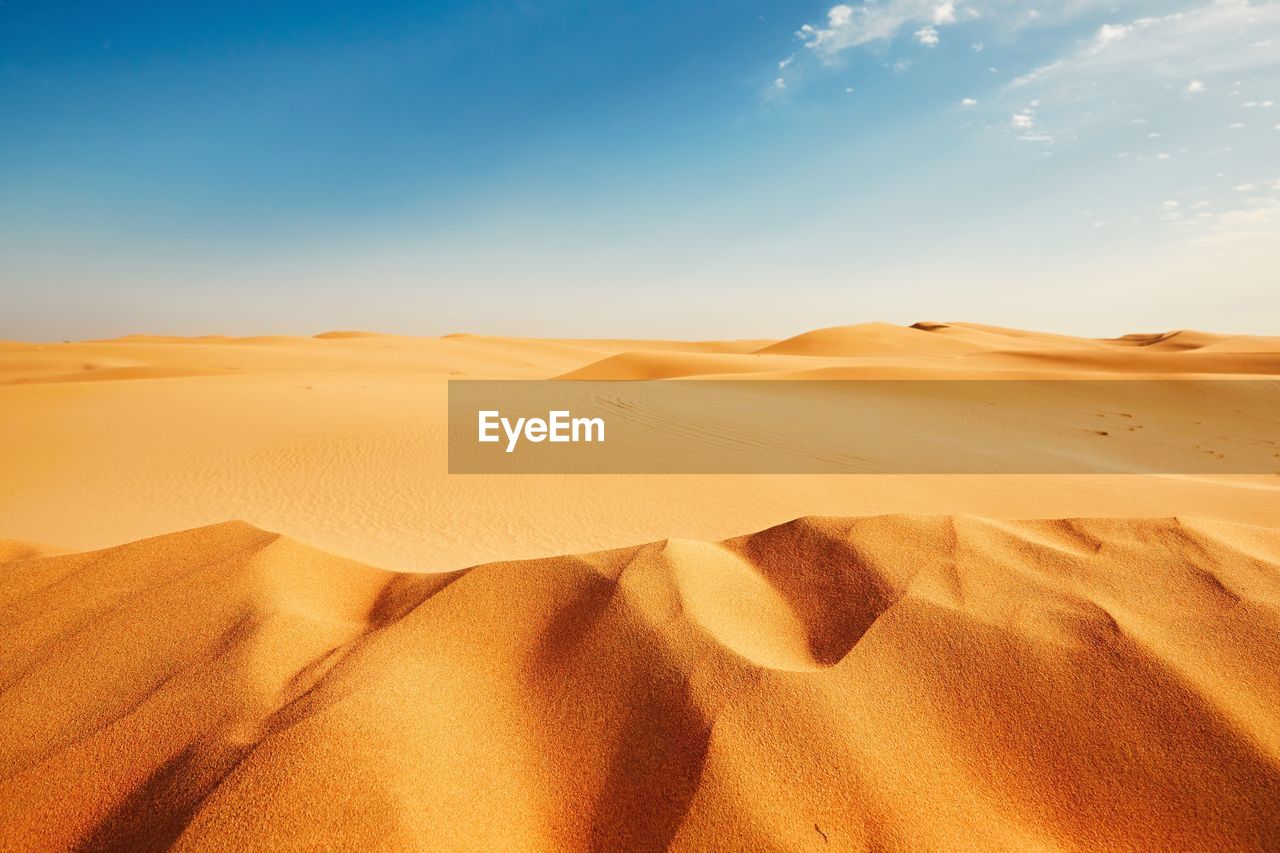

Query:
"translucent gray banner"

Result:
[[448, 380, 1280, 474]]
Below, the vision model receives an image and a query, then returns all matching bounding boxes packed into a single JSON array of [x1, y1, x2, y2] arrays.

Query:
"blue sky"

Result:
[[2, 0, 1278, 339]]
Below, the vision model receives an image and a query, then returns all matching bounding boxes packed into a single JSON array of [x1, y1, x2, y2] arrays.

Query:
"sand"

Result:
[[2, 517, 1279, 850], [1, 321, 1279, 849], [2, 322, 1278, 570]]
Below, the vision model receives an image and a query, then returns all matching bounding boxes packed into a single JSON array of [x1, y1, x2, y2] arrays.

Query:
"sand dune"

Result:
[[757, 321, 989, 357], [557, 351, 809, 380], [569, 323, 1280, 381], [2, 321, 1279, 848], [0, 539, 67, 562], [1, 515, 1278, 850], [2, 324, 1279, 572]]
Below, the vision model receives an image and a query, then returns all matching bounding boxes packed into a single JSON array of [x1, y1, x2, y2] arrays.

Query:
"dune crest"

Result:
[[756, 321, 984, 357], [2, 514, 1279, 850]]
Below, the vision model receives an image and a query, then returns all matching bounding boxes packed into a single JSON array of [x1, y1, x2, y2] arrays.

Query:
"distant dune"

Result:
[[1, 516, 1278, 849], [756, 321, 988, 357], [2, 322, 1279, 848], [2, 323, 1278, 570]]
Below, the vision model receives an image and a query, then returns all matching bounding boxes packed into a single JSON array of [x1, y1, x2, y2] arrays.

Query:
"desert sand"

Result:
[[2, 321, 1279, 849], [3, 321, 1279, 569]]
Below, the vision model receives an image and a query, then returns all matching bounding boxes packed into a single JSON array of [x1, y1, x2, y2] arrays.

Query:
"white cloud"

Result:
[[777, 0, 1280, 211], [1097, 23, 1131, 44], [829, 4, 854, 28], [914, 25, 941, 46], [1012, 60, 1064, 88], [986, 1, 1280, 171], [1009, 3, 1280, 104], [1091, 16, 1160, 51], [795, 0, 968, 61], [791, 0, 1280, 82], [1234, 183, 1257, 192]]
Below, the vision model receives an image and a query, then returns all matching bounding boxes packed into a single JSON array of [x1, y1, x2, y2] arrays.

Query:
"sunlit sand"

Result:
[[2, 321, 1279, 848]]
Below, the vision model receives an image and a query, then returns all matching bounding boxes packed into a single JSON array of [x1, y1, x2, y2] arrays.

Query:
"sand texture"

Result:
[[2, 321, 1279, 849], [1, 516, 1279, 850]]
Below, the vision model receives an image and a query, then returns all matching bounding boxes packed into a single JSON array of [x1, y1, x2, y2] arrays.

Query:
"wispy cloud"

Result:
[[793, 1, 981, 62], [980, 1, 1280, 162], [1192, 196, 1280, 247], [767, 0, 1280, 266], [779, 1, 1277, 90], [786, 0, 1198, 67], [1009, 2, 1280, 98]]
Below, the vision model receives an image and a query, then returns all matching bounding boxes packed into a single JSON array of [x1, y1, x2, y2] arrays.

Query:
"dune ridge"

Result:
[[2, 321, 1278, 848], [2, 514, 1278, 850]]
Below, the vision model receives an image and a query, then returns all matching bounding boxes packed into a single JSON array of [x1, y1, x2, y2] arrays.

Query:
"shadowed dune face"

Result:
[[2, 515, 1279, 850]]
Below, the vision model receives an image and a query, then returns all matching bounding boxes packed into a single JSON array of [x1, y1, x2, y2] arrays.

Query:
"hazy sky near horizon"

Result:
[[2, 0, 1278, 340]]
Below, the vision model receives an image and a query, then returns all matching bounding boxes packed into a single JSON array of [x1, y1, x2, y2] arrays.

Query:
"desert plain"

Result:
[[2, 320, 1279, 850]]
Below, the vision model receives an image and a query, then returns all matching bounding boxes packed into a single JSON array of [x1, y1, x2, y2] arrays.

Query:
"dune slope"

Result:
[[2, 515, 1278, 850]]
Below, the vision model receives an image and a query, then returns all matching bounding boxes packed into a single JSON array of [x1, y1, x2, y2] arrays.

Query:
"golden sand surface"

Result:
[[2, 321, 1279, 849], [2, 322, 1278, 570]]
